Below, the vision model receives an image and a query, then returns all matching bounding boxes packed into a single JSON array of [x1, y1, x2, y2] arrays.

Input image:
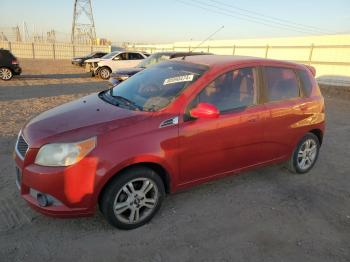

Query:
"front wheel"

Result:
[[287, 133, 320, 174], [0, 67, 13, 80], [100, 167, 165, 230], [99, 67, 111, 80]]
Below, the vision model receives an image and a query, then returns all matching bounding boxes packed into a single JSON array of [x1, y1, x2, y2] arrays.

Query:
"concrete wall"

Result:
[[129, 34, 350, 78], [0, 41, 111, 60]]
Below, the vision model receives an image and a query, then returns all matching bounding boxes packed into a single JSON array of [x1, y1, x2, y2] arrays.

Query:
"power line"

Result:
[[191, 0, 332, 35], [175, 0, 333, 36], [207, 0, 335, 34]]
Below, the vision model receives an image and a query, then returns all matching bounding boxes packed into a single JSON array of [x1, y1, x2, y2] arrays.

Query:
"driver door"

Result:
[[178, 67, 268, 185], [109, 52, 131, 71]]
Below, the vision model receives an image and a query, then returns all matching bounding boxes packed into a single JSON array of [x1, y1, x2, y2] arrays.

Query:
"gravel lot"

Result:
[[0, 59, 349, 262]]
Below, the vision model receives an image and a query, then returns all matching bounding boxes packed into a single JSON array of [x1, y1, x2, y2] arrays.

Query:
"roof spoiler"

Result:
[[305, 65, 316, 76]]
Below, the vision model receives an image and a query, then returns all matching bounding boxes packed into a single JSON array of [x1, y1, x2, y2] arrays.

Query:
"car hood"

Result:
[[22, 93, 150, 148], [112, 67, 144, 76], [85, 58, 106, 63]]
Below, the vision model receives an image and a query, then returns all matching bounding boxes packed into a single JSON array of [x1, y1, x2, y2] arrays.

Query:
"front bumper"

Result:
[[71, 60, 82, 66], [85, 62, 98, 73], [12, 65, 22, 75], [14, 149, 99, 218]]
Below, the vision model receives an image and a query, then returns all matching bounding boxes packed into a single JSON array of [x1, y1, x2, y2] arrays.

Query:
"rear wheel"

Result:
[[99, 67, 111, 80], [0, 67, 13, 80], [100, 167, 165, 230], [287, 133, 320, 174]]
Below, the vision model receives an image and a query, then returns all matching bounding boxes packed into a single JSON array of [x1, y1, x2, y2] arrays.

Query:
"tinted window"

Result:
[[264, 67, 299, 102], [115, 53, 128, 60], [194, 67, 258, 112], [129, 53, 144, 60], [298, 69, 313, 97]]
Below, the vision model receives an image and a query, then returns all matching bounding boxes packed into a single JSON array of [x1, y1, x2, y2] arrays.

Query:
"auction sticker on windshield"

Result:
[[163, 74, 194, 85]]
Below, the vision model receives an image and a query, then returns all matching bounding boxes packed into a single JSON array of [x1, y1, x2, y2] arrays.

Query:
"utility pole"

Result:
[[14, 26, 22, 42], [71, 0, 97, 45]]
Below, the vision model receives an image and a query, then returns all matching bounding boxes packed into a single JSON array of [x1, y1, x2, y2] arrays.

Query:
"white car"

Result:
[[85, 51, 148, 79]]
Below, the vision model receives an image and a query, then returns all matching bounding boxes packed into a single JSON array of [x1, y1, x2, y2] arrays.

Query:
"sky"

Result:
[[1, 0, 350, 44]]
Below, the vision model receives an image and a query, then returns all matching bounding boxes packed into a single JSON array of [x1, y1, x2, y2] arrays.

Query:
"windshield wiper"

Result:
[[109, 90, 143, 111]]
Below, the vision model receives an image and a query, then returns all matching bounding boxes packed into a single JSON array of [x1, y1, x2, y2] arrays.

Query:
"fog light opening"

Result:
[[37, 193, 52, 207]]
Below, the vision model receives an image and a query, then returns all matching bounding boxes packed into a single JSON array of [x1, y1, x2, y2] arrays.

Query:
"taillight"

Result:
[[12, 59, 18, 65]]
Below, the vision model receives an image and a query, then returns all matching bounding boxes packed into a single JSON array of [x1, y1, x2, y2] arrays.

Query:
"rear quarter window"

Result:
[[298, 69, 313, 97], [264, 67, 300, 102]]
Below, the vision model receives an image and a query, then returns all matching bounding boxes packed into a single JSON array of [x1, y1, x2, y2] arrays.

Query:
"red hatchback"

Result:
[[14, 55, 325, 229]]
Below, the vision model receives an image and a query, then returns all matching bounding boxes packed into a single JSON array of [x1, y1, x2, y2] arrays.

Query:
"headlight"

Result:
[[35, 137, 96, 167], [118, 75, 129, 81]]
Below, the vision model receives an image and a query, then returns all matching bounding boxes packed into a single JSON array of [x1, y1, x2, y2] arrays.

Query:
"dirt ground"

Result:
[[0, 59, 349, 262]]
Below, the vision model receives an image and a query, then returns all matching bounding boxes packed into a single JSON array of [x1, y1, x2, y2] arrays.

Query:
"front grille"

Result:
[[16, 135, 29, 159]]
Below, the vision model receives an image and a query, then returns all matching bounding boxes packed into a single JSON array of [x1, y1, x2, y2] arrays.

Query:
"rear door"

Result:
[[0, 50, 11, 67], [178, 67, 268, 184], [261, 66, 304, 161], [128, 52, 145, 66], [108, 52, 128, 71]]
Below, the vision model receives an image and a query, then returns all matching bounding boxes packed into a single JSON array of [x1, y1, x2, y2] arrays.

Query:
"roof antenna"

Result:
[[182, 25, 224, 60]]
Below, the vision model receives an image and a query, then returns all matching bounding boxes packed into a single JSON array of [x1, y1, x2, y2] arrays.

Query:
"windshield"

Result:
[[101, 51, 119, 59], [109, 61, 207, 111], [137, 53, 171, 68], [86, 52, 97, 58]]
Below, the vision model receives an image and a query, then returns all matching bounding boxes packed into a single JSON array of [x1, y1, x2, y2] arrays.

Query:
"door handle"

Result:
[[247, 116, 258, 123], [299, 105, 308, 111]]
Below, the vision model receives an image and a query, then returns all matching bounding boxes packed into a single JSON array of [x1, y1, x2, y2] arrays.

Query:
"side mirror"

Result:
[[190, 102, 220, 119]]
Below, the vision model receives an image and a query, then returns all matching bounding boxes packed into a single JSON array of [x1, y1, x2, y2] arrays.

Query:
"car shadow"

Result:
[[0, 81, 109, 101], [17, 73, 92, 80]]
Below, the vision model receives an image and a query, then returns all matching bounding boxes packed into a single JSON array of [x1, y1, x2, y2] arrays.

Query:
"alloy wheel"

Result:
[[0, 68, 12, 80], [113, 178, 159, 224], [297, 138, 317, 171], [100, 69, 110, 79]]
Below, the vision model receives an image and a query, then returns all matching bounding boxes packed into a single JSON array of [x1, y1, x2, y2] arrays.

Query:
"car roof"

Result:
[[177, 55, 305, 70], [151, 51, 211, 56]]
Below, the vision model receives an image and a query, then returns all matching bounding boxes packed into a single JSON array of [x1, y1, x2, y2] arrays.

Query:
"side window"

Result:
[[194, 67, 258, 113], [129, 53, 144, 60], [264, 67, 300, 102], [114, 53, 128, 60], [298, 69, 313, 97]]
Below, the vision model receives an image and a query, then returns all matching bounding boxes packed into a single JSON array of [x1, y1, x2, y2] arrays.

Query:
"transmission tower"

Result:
[[71, 0, 97, 45]]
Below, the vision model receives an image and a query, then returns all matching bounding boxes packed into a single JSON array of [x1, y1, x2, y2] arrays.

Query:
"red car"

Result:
[[14, 55, 325, 229]]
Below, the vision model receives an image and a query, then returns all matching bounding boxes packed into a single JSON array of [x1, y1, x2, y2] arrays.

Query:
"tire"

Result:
[[287, 133, 320, 174], [99, 67, 111, 80], [0, 67, 13, 81], [100, 166, 165, 230]]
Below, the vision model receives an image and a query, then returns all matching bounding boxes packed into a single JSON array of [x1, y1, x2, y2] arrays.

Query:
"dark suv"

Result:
[[0, 49, 22, 80], [71, 51, 108, 67]]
